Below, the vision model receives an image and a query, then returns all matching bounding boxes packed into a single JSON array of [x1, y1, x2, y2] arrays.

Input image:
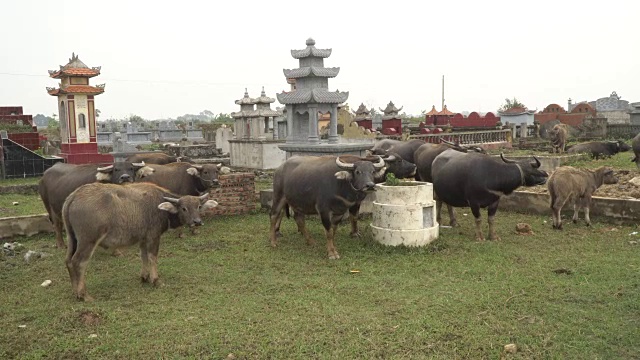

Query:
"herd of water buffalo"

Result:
[[35, 133, 640, 300]]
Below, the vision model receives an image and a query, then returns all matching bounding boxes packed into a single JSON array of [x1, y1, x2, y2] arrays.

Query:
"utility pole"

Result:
[[441, 75, 445, 110]]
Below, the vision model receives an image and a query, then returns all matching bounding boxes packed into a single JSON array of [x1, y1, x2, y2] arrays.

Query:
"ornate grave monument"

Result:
[[380, 101, 403, 135], [47, 53, 113, 163], [228, 88, 285, 169], [353, 103, 373, 130], [277, 38, 373, 157]]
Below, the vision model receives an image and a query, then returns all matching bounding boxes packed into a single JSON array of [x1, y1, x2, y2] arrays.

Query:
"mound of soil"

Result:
[[526, 169, 640, 200]]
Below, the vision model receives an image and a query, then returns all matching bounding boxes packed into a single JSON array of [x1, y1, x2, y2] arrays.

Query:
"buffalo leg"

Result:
[[583, 197, 592, 226], [294, 212, 314, 246], [487, 201, 500, 241], [53, 215, 65, 248], [470, 205, 484, 241], [348, 204, 361, 237], [146, 240, 162, 286], [446, 204, 458, 227], [572, 199, 583, 224], [436, 199, 443, 224], [67, 238, 102, 302], [140, 244, 150, 283], [321, 214, 340, 260], [269, 198, 288, 247], [551, 195, 566, 230]]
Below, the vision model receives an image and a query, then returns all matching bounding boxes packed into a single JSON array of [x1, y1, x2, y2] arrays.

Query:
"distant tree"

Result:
[[95, 108, 101, 119], [499, 97, 526, 112], [213, 113, 233, 123]]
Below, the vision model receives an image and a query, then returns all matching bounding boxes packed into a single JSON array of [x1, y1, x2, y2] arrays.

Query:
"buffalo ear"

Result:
[[334, 171, 352, 180], [158, 202, 178, 214], [136, 166, 155, 179], [201, 200, 218, 210], [186, 167, 199, 176]]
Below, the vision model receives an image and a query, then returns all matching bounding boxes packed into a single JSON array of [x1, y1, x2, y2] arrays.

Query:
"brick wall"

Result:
[[206, 173, 255, 216], [8, 132, 40, 151]]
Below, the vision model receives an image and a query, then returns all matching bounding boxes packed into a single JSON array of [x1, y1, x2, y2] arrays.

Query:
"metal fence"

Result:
[[408, 129, 512, 145], [1, 137, 63, 179]]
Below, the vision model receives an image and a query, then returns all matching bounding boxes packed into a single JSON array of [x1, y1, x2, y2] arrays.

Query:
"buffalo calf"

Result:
[[63, 183, 217, 301], [547, 166, 617, 229]]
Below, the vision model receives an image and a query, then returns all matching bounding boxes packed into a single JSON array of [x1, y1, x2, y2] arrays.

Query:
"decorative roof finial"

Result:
[[261, 86, 266, 97], [244, 88, 249, 97], [306, 38, 315, 46]]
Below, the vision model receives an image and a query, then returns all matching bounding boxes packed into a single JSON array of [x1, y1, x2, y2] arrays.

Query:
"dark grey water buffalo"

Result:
[[126, 152, 192, 165], [414, 140, 486, 226], [138, 162, 221, 196], [38, 161, 152, 248], [370, 139, 425, 164], [567, 140, 631, 159], [432, 152, 548, 241], [63, 182, 218, 301], [270, 155, 385, 259], [547, 166, 617, 229], [631, 133, 640, 168]]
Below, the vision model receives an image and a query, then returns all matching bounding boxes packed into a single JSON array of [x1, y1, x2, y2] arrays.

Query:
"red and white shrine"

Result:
[[47, 53, 112, 164]]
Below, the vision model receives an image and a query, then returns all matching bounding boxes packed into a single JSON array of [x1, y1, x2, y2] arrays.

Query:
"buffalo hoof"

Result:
[[475, 236, 486, 242], [328, 253, 340, 260], [450, 221, 459, 227], [190, 228, 200, 235], [572, 219, 578, 224], [553, 224, 563, 230], [350, 231, 361, 238], [489, 235, 501, 241], [111, 249, 124, 257], [275, 231, 283, 238], [77, 294, 94, 302], [152, 279, 163, 287], [140, 274, 150, 283], [585, 222, 591, 227]]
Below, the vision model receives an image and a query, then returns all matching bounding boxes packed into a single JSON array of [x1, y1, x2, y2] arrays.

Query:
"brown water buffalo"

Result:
[[38, 161, 153, 248], [432, 151, 548, 241], [138, 162, 221, 195], [567, 140, 631, 159], [270, 155, 385, 259], [63, 182, 218, 301], [547, 166, 617, 229], [126, 152, 191, 165], [550, 124, 568, 153], [631, 133, 640, 169]]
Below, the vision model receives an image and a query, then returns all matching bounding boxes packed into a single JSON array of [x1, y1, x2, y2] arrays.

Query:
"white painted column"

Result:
[[329, 106, 338, 144]]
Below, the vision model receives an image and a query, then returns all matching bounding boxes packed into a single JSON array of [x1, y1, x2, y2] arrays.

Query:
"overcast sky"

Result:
[[1, 0, 638, 120]]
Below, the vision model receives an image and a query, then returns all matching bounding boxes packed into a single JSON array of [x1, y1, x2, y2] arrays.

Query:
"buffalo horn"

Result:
[[132, 161, 145, 167], [192, 164, 203, 170], [532, 156, 541, 168], [500, 153, 517, 163], [439, 138, 455, 146], [163, 196, 180, 204], [199, 193, 210, 202], [96, 164, 113, 172], [372, 155, 385, 169], [384, 154, 396, 161], [335, 156, 355, 169]]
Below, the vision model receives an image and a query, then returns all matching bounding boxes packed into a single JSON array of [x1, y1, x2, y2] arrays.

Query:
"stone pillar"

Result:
[[273, 119, 279, 140], [329, 107, 338, 144], [258, 117, 267, 141], [308, 105, 319, 143], [510, 123, 517, 139], [520, 122, 528, 138], [286, 106, 293, 143]]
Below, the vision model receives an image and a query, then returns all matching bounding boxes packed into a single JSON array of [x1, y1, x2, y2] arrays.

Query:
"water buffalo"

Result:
[[631, 133, 640, 168], [567, 140, 631, 159], [370, 139, 425, 164], [38, 161, 153, 248], [550, 124, 568, 153], [270, 155, 385, 259], [63, 182, 218, 301], [138, 162, 221, 196], [547, 166, 617, 229], [414, 139, 485, 226], [126, 152, 191, 165], [432, 152, 548, 241]]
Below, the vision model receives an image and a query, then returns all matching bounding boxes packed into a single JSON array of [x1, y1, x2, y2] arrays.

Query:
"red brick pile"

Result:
[[206, 173, 256, 216]]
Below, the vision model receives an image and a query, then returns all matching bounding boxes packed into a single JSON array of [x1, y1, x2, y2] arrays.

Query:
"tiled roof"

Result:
[[235, 89, 256, 105], [380, 101, 403, 115], [354, 103, 372, 121], [291, 47, 332, 59], [48, 68, 101, 78], [254, 87, 275, 104], [425, 105, 439, 116], [283, 67, 340, 79], [438, 105, 455, 116], [277, 89, 349, 104], [231, 110, 260, 118], [46, 84, 105, 96]]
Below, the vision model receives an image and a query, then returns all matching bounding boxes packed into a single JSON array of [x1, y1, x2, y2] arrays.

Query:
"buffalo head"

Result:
[[335, 156, 385, 192], [379, 151, 416, 180], [600, 167, 618, 185], [500, 153, 549, 186], [96, 161, 151, 184], [158, 193, 218, 227], [186, 163, 222, 187], [616, 140, 631, 153]]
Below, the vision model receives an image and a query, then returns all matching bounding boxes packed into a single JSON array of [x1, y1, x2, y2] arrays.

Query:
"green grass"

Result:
[[1, 210, 638, 359], [563, 151, 637, 171], [0, 193, 46, 217], [0, 176, 41, 186]]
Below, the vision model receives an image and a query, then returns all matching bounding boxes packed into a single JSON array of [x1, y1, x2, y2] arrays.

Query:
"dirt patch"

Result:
[[78, 310, 102, 326], [528, 169, 640, 200]]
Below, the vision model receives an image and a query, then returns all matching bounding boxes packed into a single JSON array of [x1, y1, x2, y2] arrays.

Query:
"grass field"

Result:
[[1, 209, 639, 359]]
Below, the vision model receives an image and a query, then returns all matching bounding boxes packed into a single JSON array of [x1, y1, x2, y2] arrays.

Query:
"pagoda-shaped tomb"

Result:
[[277, 38, 373, 157], [47, 53, 112, 164], [228, 88, 285, 169], [380, 101, 403, 135], [353, 103, 373, 130]]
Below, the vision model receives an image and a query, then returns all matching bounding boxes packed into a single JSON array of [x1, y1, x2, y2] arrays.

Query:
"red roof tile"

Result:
[[49, 68, 100, 78], [47, 85, 105, 96]]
